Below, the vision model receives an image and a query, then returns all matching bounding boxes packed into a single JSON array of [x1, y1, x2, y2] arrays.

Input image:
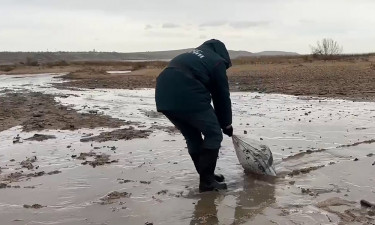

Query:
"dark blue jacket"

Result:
[[155, 39, 232, 128]]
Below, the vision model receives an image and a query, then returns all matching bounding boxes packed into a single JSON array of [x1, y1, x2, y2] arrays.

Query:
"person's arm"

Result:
[[210, 62, 232, 129]]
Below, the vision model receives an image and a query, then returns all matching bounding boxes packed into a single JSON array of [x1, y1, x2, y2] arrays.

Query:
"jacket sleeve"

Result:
[[210, 62, 232, 128]]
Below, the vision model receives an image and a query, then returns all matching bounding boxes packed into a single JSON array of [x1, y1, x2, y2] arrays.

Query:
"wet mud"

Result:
[[316, 197, 375, 224], [0, 92, 125, 132], [80, 127, 151, 142], [0, 73, 374, 225]]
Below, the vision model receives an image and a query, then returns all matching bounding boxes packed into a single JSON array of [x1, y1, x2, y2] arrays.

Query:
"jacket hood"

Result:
[[198, 39, 232, 69]]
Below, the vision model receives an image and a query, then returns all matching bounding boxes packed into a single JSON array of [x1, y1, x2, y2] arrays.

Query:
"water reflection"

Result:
[[190, 192, 220, 225], [232, 174, 276, 224], [190, 174, 276, 225]]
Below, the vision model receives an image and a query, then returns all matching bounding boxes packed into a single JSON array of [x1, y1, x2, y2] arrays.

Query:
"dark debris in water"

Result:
[[20, 156, 37, 170], [0, 183, 26, 189], [360, 200, 375, 208], [157, 190, 168, 195], [337, 139, 375, 148], [25, 134, 56, 142], [117, 179, 135, 184], [75, 152, 118, 168], [149, 124, 179, 134], [76, 152, 97, 160], [47, 170, 62, 175], [23, 204, 45, 209], [80, 127, 151, 142], [12, 134, 22, 144], [100, 191, 131, 205], [140, 181, 151, 185], [1, 169, 61, 183], [288, 165, 325, 177]]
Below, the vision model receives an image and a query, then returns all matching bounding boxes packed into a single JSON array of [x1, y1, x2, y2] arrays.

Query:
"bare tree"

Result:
[[310, 38, 343, 56]]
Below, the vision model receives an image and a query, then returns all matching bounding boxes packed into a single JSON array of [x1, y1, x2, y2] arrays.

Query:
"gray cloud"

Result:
[[1, 0, 375, 53], [199, 21, 269, 29], [229, 21, 269, 29], [162, 23, 180, 29], [199, 21, 227, 27], [145, 31, 187, 38]]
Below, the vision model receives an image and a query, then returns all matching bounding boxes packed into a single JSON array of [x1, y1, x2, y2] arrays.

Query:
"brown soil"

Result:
[[3, 58, 374, 101], [54, 68, 159, 90], [0, 63, 132, 75], [0, 92, 125, 132], [80, 127, 151, 142], [228, 61, 375, 101], [46, 59, 375, 101]]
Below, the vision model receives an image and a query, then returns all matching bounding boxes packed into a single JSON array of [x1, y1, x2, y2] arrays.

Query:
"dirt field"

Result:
[[3, 56, 372, 101]]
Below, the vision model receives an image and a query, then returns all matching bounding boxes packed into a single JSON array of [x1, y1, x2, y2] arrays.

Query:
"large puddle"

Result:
[[0, 74, 374, 225]]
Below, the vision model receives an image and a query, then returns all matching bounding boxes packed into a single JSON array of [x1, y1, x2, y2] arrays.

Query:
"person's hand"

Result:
[[222, 125, 233, 137]]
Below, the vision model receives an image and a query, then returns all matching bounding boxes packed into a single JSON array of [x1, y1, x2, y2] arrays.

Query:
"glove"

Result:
[[222, 125, 233, 137]]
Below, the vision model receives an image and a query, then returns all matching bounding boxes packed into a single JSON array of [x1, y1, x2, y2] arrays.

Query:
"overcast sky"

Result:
[[1, 0, 374, 53]]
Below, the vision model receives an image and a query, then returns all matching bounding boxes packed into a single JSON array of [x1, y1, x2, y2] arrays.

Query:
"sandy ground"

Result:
[[0, 67, 375, 225]]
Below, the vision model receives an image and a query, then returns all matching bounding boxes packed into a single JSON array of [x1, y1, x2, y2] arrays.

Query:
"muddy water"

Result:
[[0, 74, 375, 225]]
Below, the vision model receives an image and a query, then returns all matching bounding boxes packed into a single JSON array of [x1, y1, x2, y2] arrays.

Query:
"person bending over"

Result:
[[155, 39, 233, 192]]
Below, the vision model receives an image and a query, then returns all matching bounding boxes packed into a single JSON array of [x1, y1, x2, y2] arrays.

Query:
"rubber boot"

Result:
[[190, 153, 225, 182], [198, 148, 227, 192]]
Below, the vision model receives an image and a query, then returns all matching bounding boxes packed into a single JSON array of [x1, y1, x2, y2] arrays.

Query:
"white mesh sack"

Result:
[[232, 135, 276, 176]]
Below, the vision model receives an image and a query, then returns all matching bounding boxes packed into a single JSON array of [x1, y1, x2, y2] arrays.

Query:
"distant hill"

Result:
[[0, 49, 299, 65], [252, 51, 300, 56]]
